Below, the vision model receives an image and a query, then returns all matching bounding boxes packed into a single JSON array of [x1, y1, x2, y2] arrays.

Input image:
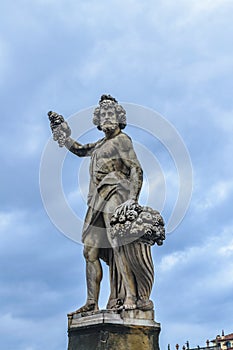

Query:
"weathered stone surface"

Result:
[[48, 95, 165, 315], [48, 96, 164, 350], [68, 310, 160, 350]]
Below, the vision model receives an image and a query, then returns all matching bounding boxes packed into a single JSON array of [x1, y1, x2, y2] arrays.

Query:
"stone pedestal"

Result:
[[67, 309, 160, 350]]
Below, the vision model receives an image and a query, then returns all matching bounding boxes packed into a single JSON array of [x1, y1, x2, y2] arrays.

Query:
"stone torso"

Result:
[[90, 132, 131, 187]]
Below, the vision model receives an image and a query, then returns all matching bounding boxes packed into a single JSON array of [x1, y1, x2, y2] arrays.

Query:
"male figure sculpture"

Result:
[[48, 95, 164, 313]]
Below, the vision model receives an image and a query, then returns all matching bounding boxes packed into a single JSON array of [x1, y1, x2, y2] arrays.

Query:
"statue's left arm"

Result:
[[125, 150, 143, 202], [118, 134, 143, 202]]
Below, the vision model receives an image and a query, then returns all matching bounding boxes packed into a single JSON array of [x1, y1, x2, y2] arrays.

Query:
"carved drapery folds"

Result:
[[110, 203, 165, 310]]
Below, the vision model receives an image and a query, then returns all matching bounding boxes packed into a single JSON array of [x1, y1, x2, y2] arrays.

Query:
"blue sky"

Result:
[[1, 0, 233, 349]]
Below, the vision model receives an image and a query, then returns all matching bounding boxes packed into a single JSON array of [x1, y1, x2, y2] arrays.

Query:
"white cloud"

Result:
[[156, 223, 233, 348], [170, 0, 232, 29], [194, 180, 233, 211], [0, 211, 26, 233], [1, 0, 233, 349], [0, 212, 15, 231], [186, 0, 231, 14], [158, 222, 233, 285], [218, 226, 233, 257], [0, 312, 67, 350], [219, 242, 233, 256], [159, 250, 186, 272]]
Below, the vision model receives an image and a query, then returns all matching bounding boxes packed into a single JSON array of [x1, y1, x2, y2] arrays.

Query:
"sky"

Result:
[[1, 0, 233, 349]]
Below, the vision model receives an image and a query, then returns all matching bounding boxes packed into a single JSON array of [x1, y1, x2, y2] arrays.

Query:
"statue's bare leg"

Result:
[[70, 245, 102, 314]]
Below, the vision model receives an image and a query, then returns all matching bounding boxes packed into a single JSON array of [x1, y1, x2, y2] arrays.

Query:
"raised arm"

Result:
[[64, 137, 97, 157], [48, 111, 97, 157]]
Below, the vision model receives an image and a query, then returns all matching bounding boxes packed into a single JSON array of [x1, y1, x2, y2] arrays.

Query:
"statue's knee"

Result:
[[83, 246, 98, 262], [83, 246, 90, 260]]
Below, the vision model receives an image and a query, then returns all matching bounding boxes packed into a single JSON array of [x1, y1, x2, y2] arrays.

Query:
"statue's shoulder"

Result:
[[116, 132, 132, 143], [93, 137, 105, 147], [113, 132, 133, 151]]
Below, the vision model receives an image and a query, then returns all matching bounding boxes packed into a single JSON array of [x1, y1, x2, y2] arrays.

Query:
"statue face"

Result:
[[100, 107, 119, 135]]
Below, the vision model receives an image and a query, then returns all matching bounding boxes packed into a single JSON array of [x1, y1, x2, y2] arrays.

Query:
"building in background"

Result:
[[170, 331, 233, 350], [211, 331, 233, 350]]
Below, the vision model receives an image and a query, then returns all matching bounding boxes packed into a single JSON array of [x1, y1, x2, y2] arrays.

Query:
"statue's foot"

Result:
[[106, 298, 123, 310], [121, 297, 137, 310], [137, 299, 154, 311], [68, 302, 98, 316]]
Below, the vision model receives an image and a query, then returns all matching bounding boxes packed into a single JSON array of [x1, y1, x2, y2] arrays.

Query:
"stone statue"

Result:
[[48, 94, 165, 314]]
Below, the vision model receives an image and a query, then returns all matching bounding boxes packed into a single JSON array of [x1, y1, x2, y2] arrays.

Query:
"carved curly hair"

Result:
[[93, 94, 127, 130]]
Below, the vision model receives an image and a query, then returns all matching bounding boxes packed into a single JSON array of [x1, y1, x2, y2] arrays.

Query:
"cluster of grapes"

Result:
[[110, 205, 165, 246], [141, 221, 165, 246], [140, 211, 165, 246], [110, 223, 129, 240], [53, 126, 67, 147], [110, 203, 142, 226], [47, 111, 71, 147]]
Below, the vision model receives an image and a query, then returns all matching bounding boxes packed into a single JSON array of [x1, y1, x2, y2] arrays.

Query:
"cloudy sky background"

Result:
[[1, 0, 233, 349]]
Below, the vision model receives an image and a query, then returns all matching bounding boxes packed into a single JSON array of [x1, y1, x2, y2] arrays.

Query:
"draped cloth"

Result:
[[81, 173, 154, 306], [119, 243, 154, 303], [81, 171, 130, 307], [79, 131, 154, 307]]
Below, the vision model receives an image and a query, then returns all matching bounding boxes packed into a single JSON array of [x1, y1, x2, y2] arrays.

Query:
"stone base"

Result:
[[68, 309, 160, 350]]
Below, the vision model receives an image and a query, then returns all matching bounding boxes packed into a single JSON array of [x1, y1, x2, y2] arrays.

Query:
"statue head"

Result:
[[93, 94, 127, 131]]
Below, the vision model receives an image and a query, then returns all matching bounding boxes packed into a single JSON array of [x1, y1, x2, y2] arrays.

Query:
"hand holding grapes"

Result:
[[47, 111, 71, 147]]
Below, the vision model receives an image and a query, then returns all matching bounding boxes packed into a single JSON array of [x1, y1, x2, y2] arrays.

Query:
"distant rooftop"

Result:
[[212, 333, 233, 343]]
